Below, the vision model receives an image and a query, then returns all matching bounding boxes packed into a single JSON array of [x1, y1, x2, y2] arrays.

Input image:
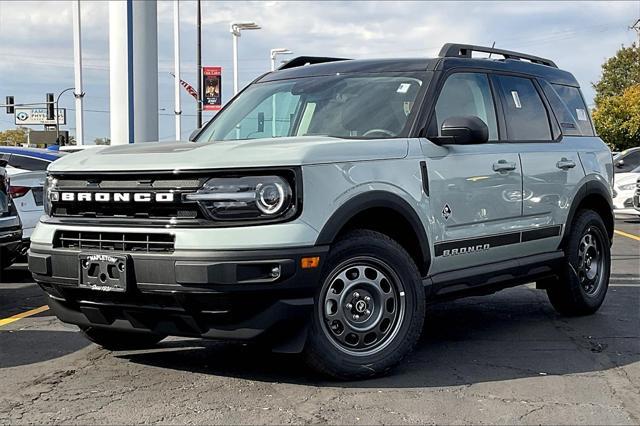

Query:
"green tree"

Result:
[[592, 85, 640, 151], [592, 43, 640, 105], [0, 127, 29, 146], [592, 43, 640, 150]]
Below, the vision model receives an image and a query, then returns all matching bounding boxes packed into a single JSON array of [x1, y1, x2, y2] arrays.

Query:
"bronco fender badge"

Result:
[[442, 204, 452, 220]]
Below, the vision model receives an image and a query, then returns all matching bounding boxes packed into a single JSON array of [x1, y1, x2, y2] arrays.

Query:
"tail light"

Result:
[[9, 185, 30, 198]]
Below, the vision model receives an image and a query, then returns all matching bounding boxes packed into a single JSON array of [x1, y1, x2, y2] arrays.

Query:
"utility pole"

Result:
[[173, 0, 181, 139], [196, 0, 202, 128], [72, 0, 85, 145], [630, 19, 640, 46]]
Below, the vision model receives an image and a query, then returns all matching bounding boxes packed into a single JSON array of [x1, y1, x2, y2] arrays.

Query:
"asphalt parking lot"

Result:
[[0, 218, 638, 425]]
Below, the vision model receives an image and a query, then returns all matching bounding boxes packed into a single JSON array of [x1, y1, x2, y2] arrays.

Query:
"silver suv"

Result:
[[29, 44, 613, 379]]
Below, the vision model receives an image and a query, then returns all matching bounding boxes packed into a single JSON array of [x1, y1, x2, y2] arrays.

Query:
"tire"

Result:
[[81, 327, 165, 350], [546, 209, 611, 316], [304, 229, 426, 380]]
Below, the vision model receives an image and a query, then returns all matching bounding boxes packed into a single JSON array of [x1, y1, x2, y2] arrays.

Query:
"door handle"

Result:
[[492, 160, 517, 173], [556, 158, 576, 170]]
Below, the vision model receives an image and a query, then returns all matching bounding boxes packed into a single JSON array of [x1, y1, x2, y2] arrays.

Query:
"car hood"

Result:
[[48, 137, 409, 173], [614, 172, 640, 187]]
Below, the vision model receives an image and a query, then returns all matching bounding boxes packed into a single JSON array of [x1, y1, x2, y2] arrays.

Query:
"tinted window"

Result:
[[615, 151, 640, 173], [9, 155, 50, 171], [552, 84, 594, 136], [432, 73, 498, 141], [496, 76, 551, 141]]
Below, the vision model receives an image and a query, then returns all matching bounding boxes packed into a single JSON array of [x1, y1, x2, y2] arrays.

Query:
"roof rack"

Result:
[[438, 43, 557, 68], [278, 56, 351, 70]]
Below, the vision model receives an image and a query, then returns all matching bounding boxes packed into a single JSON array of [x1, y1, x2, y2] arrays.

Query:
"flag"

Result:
[[169, 73, 199, 100]]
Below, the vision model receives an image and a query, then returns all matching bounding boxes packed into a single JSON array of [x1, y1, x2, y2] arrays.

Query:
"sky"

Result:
[[0, 0, 638, 143]]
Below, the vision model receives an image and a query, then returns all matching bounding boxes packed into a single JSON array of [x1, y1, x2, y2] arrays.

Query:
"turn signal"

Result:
[[301, 256, 320, 269]]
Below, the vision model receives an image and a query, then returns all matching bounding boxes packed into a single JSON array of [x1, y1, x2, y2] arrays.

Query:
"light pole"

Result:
[[230, 22, 261, 96], [173, 0, 181, 140], [270, 48, 292, 137], [56, 87, 75, 145], [270, 48, 292, 71]]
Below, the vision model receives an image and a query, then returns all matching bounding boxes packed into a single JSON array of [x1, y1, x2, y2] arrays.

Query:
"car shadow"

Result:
[[119, 285, 640, 388], [0, 330, 91, 369]]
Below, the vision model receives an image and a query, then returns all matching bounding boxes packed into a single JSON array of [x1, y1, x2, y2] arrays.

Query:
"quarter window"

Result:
[[9, 155, 50, 171], [495, 76, 552, 141], [432, 73, 498, 141], [551, 84, 594, 136]]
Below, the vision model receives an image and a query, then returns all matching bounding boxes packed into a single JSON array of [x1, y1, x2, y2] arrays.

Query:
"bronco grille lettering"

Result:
[[54, 192, 175, 203]]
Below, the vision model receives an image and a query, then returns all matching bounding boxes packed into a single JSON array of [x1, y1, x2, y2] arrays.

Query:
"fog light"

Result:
[[270, 266, 281, 278]]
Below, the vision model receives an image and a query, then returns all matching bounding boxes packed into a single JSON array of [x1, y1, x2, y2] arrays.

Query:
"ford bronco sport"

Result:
[[29, 44, 613, 379]]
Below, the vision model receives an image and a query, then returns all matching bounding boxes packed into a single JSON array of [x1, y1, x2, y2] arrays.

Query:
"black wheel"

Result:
[[81, 327, 165, 350], [546, 209, 611, 316], [304, 230, 425, 379]]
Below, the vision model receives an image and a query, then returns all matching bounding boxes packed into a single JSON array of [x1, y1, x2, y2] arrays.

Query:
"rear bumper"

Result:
[[29, 245, 328, 349]]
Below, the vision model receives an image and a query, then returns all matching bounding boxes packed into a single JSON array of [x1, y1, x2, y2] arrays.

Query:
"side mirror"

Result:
[[189, 127, 203, 142], [615, 159, 624, 168], [430, 116, 489, 145]]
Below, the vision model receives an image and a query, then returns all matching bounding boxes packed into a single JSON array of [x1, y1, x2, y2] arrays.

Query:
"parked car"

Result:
[[0, 146, 65, 176], [613, 147, 640, 174], [0, 147, 64, 249], [0, 157, 22, 282], [613, 165, 640, 216], [30, 44, 613, 379]]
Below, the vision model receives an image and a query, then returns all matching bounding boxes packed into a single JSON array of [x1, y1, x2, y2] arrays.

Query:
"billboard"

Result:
[[14, 108, 66, 125], [202, 66, 222, 111]]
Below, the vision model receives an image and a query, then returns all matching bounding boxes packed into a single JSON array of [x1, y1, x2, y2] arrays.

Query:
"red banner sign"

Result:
[[202, 66, 222, 111]]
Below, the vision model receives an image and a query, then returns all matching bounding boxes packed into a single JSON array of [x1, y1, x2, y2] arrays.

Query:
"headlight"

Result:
[[619, 183, 636, 191], [184, 175, 296, 222], [43, 175, 56, 216]]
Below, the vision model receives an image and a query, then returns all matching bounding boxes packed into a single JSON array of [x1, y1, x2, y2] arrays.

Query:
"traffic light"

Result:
[[5, 96, 14, 114], [46, 93, 55, 121]]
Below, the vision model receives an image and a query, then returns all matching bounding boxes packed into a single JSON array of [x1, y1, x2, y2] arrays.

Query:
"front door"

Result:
[[422, 72, 524, 274]]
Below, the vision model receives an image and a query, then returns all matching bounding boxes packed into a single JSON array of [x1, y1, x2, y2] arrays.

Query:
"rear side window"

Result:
[[495, 75, 552, 141], [9, 155, 50, 171], [551, 84, 594, 136]]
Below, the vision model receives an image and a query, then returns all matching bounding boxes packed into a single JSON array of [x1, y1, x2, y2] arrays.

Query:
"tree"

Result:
[[592, 84, 640, 151], [0, 127, 29, 146], [592, 43, 640, 150], [592, 43, 640, 106]]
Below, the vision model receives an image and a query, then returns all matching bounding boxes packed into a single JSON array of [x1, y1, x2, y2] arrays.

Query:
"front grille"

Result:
[[50, 174, 207, 224], [54, 231, 175, 253]]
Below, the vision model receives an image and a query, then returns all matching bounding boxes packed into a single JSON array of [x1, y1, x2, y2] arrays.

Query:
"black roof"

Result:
[[258, 43, 580, 87]]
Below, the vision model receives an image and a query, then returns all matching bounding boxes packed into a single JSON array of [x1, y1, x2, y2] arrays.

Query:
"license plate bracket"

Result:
[[78, 253, 130, 292]]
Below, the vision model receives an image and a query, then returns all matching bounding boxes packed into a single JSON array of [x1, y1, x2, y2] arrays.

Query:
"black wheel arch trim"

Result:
[[315, 191, 431, 274], [561, 179, 614, 248]]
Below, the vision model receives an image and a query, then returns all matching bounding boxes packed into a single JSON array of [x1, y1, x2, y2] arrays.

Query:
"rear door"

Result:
[[492, 75, 584, 254], [422, 72, 524, 274]]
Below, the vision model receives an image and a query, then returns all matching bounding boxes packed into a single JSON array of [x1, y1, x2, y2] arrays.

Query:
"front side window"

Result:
[[431, 72, 498, 141], [195, 73, 426, 142], [495, 76, 552, 141]]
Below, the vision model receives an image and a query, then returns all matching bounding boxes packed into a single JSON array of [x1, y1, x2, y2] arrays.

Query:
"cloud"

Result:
[[0, 0, 636, 140]]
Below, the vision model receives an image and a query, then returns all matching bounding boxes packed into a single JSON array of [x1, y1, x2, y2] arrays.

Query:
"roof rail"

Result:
[[438, 43, 557, 68], [278, 56, 351, 70]]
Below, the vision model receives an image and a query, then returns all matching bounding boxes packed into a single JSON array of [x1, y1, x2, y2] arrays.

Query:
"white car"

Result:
[[613, 165, 640, 216], [0, 148, 65, 247]]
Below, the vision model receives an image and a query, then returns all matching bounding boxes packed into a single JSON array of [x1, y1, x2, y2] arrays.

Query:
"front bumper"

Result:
[[29, 245, 328, 349]]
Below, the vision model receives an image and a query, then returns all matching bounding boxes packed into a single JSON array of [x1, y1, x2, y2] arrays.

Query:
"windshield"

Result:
[[195, 73, 426, 142]]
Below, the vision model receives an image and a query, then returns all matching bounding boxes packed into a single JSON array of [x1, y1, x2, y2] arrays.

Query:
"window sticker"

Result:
[[576, 108, 588, 121], [397, 83, 411, 94], [511, 91, 522, 109]]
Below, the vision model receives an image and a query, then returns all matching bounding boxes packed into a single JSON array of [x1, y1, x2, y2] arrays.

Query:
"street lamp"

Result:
[[270, 48, 293, 71], [230, 22, 261, 96], [270, 48, 293, 138]]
